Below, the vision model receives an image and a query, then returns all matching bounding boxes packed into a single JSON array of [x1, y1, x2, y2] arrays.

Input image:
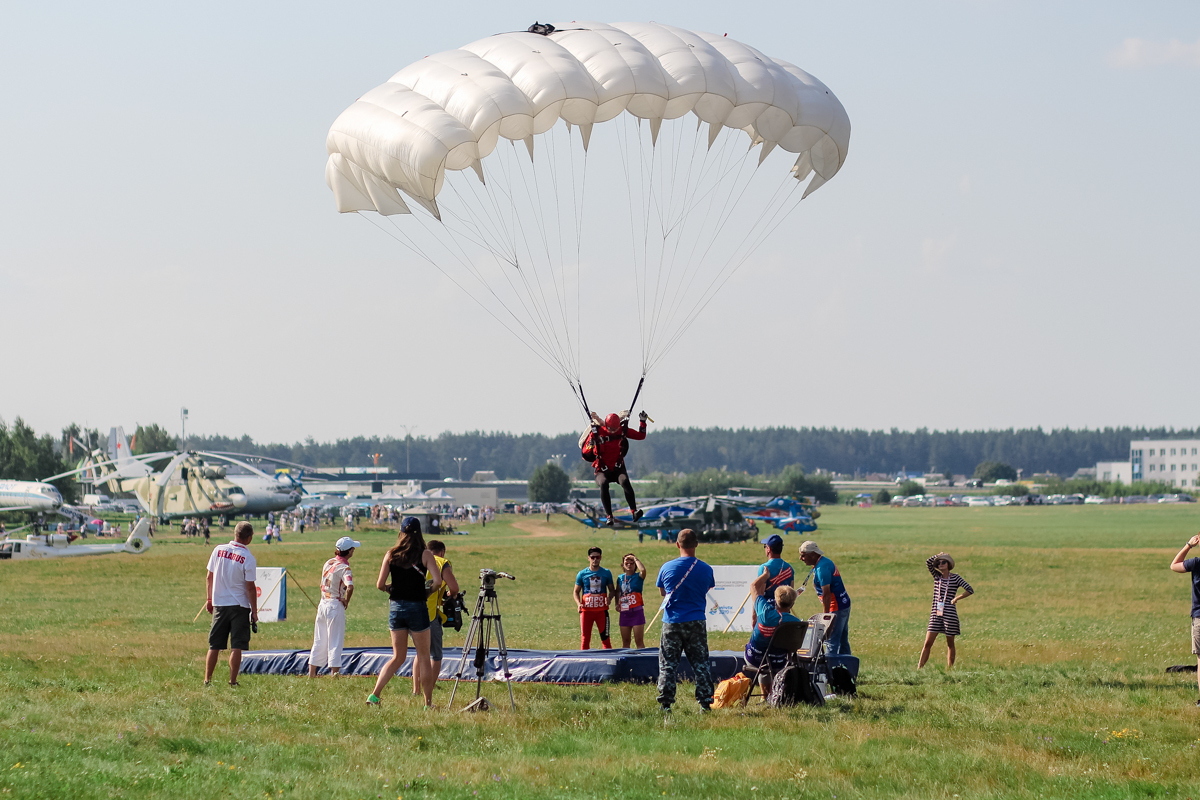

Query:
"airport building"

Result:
[[1095, 439, 1200, 488], [1130, 439, 1200, 488]]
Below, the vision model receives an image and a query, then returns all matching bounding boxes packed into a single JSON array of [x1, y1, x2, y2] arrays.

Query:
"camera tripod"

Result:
[[448, 571, 516, 711]]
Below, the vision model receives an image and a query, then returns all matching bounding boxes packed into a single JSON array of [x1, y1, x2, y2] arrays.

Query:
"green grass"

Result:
[[3, 505, 1200, 799]]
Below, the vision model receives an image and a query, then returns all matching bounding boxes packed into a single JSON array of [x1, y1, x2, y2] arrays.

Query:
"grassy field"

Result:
[[3, 504, 1200, 799]]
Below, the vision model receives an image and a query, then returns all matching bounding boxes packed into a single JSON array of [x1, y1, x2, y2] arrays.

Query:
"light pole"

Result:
[[400, 425, 418, 474], [180, 407, 189, 447], [453, 457, 467, 481], [370, 453, 384, 472], [550, 453, 567, 469]]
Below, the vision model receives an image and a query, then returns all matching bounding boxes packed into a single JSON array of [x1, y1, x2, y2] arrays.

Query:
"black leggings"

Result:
[[596, 467, 637, 517]]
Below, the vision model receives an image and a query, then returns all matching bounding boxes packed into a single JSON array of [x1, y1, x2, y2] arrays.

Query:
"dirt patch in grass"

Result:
[[512, 519, 570, 538]]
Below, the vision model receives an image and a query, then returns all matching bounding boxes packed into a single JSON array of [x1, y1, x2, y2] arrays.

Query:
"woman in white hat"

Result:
[[918, 552, 973, 669]]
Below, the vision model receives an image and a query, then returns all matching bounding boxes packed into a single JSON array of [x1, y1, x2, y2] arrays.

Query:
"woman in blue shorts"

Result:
[[617, 553, 647, 648], [367, 517, 442, 707]]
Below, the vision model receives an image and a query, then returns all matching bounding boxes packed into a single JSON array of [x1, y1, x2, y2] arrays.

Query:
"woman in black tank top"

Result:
[[367, 517, 442, 708], [389, 558, 428, 603]]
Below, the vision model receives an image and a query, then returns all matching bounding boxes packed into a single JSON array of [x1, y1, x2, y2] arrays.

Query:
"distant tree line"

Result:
[[187, 425, 1194, 481], [0, 418, 76, 502], [4, 419, 1193, 487]]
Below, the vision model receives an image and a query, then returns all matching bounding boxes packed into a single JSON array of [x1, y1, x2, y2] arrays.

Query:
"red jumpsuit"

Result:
[[581, 420, 647, 518]]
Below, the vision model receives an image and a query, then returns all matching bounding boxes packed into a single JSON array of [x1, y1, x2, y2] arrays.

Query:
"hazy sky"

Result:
[[2, 1, 1197, 443]]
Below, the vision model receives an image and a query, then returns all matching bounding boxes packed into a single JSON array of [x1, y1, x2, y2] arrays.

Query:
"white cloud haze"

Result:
[[1110, 36, 1200, 68]]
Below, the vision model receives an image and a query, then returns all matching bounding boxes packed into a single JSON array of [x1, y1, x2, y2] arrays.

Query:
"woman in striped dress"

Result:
[[917, 552, 973, 669]]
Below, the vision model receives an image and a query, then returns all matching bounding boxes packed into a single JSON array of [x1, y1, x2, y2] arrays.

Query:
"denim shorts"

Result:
[[389, 599, 430, 632]]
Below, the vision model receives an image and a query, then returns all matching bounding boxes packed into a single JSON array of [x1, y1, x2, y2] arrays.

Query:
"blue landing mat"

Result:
[[240, 646, 859, 685]]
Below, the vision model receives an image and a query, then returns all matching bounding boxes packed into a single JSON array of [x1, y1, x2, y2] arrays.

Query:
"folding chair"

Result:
[[741, 620, 809, 707]]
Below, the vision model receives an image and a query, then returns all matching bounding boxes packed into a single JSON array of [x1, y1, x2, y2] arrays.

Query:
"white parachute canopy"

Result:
[[326, 21, 850, 408]]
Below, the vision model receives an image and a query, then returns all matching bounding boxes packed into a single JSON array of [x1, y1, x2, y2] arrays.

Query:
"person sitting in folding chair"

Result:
[[743, 585, 802, 696]]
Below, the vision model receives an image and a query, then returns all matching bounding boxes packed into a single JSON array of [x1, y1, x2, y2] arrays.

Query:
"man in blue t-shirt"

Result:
[[654, 528, 716, 712], [799, 540, 852, 656], [750, 534, 794, 626], [1170, 532, 1200, 705], [574, 547, 616, 649]]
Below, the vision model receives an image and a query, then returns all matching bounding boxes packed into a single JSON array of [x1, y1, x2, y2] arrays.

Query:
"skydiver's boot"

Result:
[[633, 509, 644, 522], [605, 516, 615, 527]]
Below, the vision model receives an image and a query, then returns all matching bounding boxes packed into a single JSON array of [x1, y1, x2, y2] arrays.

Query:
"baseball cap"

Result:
[[401, 516, 421, 534], [799, 540, 823, 556], [763, 534, 784, 553], [336, 536, 362, 551]]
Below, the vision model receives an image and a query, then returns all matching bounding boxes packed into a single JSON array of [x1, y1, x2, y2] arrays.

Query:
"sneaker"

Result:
[[605, 516, 615, 527], [366, 694, 381, 706], [633, 509, 644, 522]]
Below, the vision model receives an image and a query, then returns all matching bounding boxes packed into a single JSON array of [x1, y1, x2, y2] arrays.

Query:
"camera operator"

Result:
[[413, 539, 459, 696]]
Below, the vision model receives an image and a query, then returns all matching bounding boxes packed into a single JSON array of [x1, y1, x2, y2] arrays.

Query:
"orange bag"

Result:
[[711, 672, 752, 709]]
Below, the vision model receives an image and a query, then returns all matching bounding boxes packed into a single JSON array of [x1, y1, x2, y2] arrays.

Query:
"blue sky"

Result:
[[2, 2, 1197, 443]]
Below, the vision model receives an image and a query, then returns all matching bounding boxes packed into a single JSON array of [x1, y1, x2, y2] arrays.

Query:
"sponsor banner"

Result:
[[705, 565, 759, 633], [255, 567, 287, 622]]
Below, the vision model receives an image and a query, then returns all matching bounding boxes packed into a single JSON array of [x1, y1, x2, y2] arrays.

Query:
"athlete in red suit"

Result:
[[581, 411, 648, 526]]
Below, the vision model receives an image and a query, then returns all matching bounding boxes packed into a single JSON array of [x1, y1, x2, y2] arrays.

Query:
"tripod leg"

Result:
[[490, 596, 516, 711], [475, 608, 497, 701], [448, 593, 486, 709]]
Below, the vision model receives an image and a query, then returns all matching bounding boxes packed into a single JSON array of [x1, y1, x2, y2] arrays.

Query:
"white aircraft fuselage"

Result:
[[0, 480, 64, 514], [0, 519, 152, 561]]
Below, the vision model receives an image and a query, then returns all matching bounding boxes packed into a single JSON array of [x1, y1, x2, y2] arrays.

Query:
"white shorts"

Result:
[[310, 599, 347, 670]]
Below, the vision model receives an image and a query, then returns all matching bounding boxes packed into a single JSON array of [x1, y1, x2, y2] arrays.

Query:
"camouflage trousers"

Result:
[[657, 620, 714, 709]]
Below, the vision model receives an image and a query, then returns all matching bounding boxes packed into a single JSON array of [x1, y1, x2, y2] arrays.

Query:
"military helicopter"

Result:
[[566, 493, 818, 543], [50, 428, 300, 521]]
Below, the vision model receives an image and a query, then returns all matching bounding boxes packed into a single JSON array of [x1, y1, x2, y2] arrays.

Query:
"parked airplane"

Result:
[[0, 517, 151, 561], [0, 480, 64, 514]]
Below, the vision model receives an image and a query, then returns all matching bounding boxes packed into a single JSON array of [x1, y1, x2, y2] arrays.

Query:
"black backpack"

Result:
[[768, 662, 825, 707]]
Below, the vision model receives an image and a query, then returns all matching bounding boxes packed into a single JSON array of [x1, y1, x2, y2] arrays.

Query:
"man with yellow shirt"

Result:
[[413, 539, 459, 694]]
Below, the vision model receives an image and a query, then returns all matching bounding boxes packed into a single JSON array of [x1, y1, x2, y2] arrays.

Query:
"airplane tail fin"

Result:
[[123, 518, 153, 555], [106, 427, 152, 480]]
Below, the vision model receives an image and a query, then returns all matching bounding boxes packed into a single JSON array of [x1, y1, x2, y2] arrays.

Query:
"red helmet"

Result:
[[605, 413, 622, 431]]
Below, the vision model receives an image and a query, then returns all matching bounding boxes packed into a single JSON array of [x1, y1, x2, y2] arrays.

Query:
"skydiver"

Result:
[[581, 410, 649, 526]]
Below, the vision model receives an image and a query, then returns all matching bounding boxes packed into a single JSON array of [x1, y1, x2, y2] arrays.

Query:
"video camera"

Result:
[[479, 568, 516, 588]]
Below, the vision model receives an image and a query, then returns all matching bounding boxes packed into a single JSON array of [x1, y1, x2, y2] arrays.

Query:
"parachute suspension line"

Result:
[[358, 213, 574, 386], [508, 134, 579, 382], [403, 210, 574, 381], [615, 115, 649, 371], [406, 182, 580, 388], [646, 175, 806, 372], [486, 138, 581, 383], [642, 118, 721, 368], [570, 121, 588, 383], [652, 142, 757, 343], [640, 120, 737, 366], [543, 126, 577, 382], [442, 174, 577, 381]]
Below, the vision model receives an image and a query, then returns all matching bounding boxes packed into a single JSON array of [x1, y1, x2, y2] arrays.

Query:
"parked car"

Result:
[[1084, 495, 1108, 504], [1159, 494, 1197, 503], [966, 497, 992, 507], [1120, 495, 1148, 504], [902, 495, 927, 507], [991, 495, 1012, 506]]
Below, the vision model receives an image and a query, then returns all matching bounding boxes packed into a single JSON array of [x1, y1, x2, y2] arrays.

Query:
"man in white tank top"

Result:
[[309, 536, 361, 677]]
